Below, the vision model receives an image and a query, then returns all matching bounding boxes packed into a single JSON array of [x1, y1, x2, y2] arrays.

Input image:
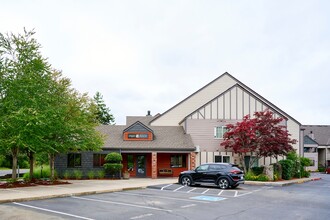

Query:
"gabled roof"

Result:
[[302, 125, 330, 146], [150, 72, 300, 126], [123, 121, 153, 133], [181, 83, 288, 124], [303, 135, 318, 146], [96, 124, 195, 151]]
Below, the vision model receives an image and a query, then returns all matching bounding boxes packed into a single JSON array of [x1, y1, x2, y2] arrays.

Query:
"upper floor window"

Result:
[[214, 126, 227, 139], [214, 155, 230, 163]]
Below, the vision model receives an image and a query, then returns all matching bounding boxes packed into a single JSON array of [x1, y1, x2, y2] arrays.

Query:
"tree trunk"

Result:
[[49, 153, 55, 180], [11, 147, 19, 180], [239, 154, 247, 173], [28, 151, 34, 181]]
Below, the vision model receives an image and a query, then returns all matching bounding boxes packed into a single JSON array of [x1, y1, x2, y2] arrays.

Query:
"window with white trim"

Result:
[[214, 126, 227, 139], [214, 155, 230, 163]]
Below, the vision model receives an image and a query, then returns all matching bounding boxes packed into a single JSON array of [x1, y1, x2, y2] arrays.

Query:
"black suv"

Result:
[[178, 163, 244, 189]]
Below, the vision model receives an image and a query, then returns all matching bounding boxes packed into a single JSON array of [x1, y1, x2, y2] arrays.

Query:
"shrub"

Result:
[[97, 170, 105, 179], [105, 152, 122, 163], [73, 170, 83, 179], [244, 171, 270, 181], [256, 174, 269, 181], [273, 163, 282, 181], [103, 163, 123, 174], [104, 152, 123, 178], [63, 170, 71, 179], [23, 166, 53, 180], [87, 171, 95, 179], [279, 159, 294, 180], [244, 171, 258, 181], [251, 166, 264, 175], [318, 164, 325, 173]]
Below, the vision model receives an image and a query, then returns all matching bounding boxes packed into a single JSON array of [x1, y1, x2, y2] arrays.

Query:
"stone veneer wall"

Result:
[[55, 151, 114, 178]]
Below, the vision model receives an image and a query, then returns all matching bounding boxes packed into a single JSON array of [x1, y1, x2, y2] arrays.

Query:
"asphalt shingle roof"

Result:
[[304, 135, 318, 146], [302, 125, 330, 146], [96, 124, 195, 151]]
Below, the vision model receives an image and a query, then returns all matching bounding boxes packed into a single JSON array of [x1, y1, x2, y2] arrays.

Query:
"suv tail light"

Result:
[[230, 170, 241, 174]]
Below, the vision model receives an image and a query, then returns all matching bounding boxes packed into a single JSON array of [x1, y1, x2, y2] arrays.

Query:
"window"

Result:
[[304, 147, 317, 153], [223, 156, 230, 163], [68, 153, 81, 168], [244, 156, 258, 169], [214, 155, 231, 163], [127, 155, 134, 171], [93, 154, 106, 167], [196, 164, 209, 171], [170, 155, 186, 168], [214, 126, 227, 139]]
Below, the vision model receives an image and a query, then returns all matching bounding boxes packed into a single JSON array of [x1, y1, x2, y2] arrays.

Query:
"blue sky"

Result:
[[1, 0, 330, 125]]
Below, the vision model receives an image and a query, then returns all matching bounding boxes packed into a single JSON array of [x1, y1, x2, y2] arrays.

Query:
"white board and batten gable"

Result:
[[151, 72, 302, 166]]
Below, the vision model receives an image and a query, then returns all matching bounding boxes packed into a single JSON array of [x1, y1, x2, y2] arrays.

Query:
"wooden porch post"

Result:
[[151, 152, 157, 179], [190, 152, 196, 170]]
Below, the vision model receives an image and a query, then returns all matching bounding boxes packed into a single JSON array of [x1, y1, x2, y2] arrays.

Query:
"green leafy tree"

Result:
[[42, 71, 104, 179], [0, 29, 53, 180], [0, 29, 104, 180], [93, 91, 115, 125]]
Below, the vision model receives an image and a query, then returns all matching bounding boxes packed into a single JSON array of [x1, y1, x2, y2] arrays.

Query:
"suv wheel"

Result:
[[218, 178, 229, 189], [181, 176, 192, 186]]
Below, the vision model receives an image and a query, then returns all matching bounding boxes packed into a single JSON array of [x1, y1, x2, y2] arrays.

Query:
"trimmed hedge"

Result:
[[105, 152, 122, 163], [279, 159, 294, 180]]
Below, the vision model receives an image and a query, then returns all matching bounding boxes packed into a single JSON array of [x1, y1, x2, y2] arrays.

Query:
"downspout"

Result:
[[300, 128, 305, 157]]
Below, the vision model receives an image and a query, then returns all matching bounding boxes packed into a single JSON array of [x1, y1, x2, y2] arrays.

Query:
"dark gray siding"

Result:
[[55, 150, 116, 178]]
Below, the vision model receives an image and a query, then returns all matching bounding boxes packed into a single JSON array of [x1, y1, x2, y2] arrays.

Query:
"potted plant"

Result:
[[123, 171, 130, 179]]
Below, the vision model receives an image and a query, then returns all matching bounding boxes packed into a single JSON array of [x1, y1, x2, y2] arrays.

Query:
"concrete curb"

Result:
[[0, 186, 147, 204], [244, 177, 321, 187]]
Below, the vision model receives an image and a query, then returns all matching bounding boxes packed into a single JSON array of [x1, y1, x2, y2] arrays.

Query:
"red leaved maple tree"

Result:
[[221, 110, 297, 173]]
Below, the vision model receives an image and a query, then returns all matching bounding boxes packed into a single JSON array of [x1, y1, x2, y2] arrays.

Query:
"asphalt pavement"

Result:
[[0, 173, 323, 204], [0, 169, 29, 178]]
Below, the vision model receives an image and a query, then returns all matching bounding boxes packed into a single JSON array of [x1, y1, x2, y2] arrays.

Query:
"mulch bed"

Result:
[[0, 179, 71, 189]]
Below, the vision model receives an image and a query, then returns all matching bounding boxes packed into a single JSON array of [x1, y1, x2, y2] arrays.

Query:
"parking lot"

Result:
[[1, 174, 330, 220]]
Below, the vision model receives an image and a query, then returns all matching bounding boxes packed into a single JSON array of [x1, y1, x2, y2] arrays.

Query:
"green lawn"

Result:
[[0, 167, 10, 170]]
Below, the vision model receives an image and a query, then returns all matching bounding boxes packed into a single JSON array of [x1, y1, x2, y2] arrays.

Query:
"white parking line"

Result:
[[181, 204, 196, 208], [115, 191, 210, 203], [234, 191, 238, 197], [187, 188, 197, 193], [201, 189, 210, 194], [173, 186, 185, 192], [71, 196, 172, 212], [235, 192, 253, 197], [218, 190, 224, 195], [13, 202, 94, 220], [161, 184, 173, 190], [130, 213, 153, 219]]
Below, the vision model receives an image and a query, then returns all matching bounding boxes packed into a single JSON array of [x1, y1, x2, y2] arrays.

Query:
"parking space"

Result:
[[2, 174, 329, 219], [3, 184, 274, 220], [147, 183, 273, 198]]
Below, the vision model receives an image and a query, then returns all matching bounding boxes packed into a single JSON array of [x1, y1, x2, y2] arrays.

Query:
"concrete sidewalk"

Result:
[[0, 175, 322, 204], [0, 178, 177, 204]]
